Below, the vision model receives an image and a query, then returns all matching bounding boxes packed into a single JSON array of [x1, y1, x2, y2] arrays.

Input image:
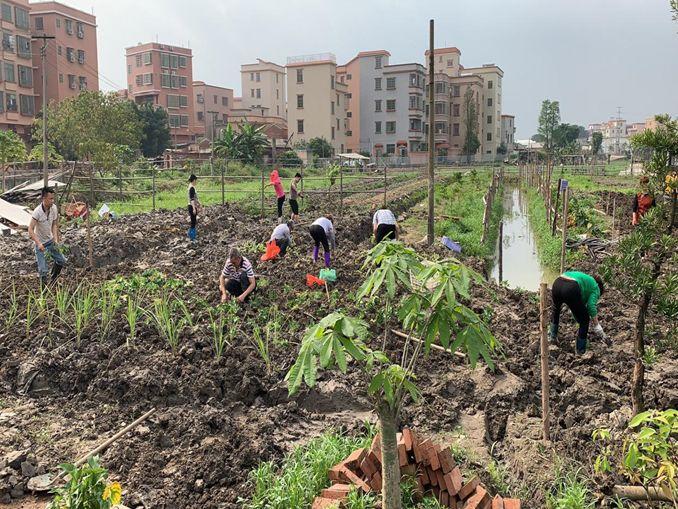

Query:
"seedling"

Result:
[[251, 325, 271, 374], [124, 291, 142, 346], [3, 284, 20, 333], [208, 304, 231, 360], [99, 286, 120, 340], [48, 456, 121, 509], [145, 294, 191, 354], [71, 283, 97, 346], [52, 286, 73, 327], [25, 291, 47, 339]]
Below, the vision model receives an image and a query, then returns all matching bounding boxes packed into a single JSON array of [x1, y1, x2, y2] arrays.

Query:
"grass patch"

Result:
[[525, 188, 571, 272], [546, 465, 595, 509]]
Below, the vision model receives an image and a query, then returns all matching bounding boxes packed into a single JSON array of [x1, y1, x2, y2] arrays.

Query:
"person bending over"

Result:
[[219, 247, 256, 303], [270, 221, 293, 256], [372, 207, 399, 243], [309, 215, 335, 268]]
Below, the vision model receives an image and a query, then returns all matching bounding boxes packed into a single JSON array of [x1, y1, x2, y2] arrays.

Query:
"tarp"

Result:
[[0, 198, 32, 227], [337, 153, 369, 160]]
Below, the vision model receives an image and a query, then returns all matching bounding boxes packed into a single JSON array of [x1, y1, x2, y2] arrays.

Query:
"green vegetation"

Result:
[[134, 102, 171, 158], [546, 466, 595, 509], [213, 122, 269, 163], [48, 456, 122, 509], [0, 129, 27, 165]]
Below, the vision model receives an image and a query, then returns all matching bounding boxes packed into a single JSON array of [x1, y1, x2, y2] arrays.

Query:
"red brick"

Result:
[[415, 437, 431, 464], [436, 469, 446, 490], [503, 499, 521, 509], [420, 467, 430, 485], [398, 442, 409, 467], [463, 486, 488, 509], [344, 447, 367, 470], [491, 495, 504, 509], [402, 427, 414, 451], [401, 464, 417, 477], [458, 476, 480, 500], [329, 464, 349, 483], [427, 443, 441, 471], [370, 471, 382, 491], [428, 467, 438, 486], [360, 455, 378, 478], [444, 467, 463, 495], [449, 496, 458, 509], [311, 497, 342, 509], [437, 445, 456, 473], [397, 432, 403, 445], [321, 484, 352, 500], [342, 467, 372, 494], [370, 434, 382, 463], [441, 491, 449, 505]]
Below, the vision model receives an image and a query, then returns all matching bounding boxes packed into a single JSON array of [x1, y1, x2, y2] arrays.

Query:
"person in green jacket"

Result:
[[549, 271, 606, 354]]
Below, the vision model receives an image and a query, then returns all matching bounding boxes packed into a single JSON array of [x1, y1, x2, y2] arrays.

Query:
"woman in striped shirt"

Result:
[[219, 247, 256, 303]]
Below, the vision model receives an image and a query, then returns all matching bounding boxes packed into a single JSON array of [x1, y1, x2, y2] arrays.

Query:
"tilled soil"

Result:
[[0, 186, 675, 508]]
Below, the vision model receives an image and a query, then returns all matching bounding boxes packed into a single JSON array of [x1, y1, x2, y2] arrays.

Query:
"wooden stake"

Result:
[[391, 329, 465, 359], [560, 187, 569, 273], [539, 282, 550, 442], [427, 19, 435, 246], [86, 205, 93, 269], [498, 221, 503, 284], [552, 178, 562, 236], [260, 165, 265, 218], [612, 195, 616, 235], [340, 164, 344, 217]]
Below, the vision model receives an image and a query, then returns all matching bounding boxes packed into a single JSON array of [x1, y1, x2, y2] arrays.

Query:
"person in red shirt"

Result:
[[266, 169, 286, 221], [632, 176, 656, 225]]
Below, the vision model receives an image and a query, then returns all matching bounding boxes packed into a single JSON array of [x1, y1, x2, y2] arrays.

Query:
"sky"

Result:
[[60, 0, 678, 139]]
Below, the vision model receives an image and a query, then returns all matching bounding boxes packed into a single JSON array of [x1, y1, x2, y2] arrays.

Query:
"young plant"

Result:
[[25, 290, 47, 339], [251, 325, 271, 374], [99, 286, 120, 340], [3, 284, 20, 333], [287, 241, 497, 509], [71, 283, 98, 346], [53, 285, 73, 327], [145, 294, 191, 354], [123, 291, 142, 346], [48, 455, 122, 509], [208, 304, 231, 360]]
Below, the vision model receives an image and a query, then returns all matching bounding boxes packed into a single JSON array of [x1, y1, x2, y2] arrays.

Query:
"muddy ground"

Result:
[[0, 183, 675, 508]]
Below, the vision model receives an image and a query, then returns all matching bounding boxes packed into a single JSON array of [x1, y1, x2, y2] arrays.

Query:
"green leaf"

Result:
[[369, 373, 385, 395], [334, 337, 347, 372], [319, 334, 333, 368], [629, 410, 652, 428]]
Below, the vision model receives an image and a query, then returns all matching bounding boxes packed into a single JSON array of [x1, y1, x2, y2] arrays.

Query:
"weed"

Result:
[[642, 345, 659, 366], [208, 304, 231, 360], [25, 291, 47, 339], [52, 286, 72, 326], [105, 269, 185, 297], [486, 459, 510, 495], [546, 466, 595, 509], [71, 283, 97, 346], [345, 486, 377, 509]]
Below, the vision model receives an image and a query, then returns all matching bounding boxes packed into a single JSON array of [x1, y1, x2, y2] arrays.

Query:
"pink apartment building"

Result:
[[1, 0, 35, 138], [193, 81, 233, 140], [125, 42, 196, 146], [30, 1, 98, 108]]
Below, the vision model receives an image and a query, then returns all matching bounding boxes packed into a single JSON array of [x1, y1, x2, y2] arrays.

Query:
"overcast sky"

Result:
[[58, 0, 678, 138]]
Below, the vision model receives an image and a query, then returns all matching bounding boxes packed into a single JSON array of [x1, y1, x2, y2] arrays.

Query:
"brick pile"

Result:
[[311, 428, 521, 509]]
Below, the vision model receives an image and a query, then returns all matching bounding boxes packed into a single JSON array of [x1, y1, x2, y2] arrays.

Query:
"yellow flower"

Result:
[[102, 482, 122, 505]]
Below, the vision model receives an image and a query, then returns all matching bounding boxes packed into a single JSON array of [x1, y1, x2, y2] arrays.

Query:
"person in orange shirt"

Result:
[[632, 176, 656, 226]]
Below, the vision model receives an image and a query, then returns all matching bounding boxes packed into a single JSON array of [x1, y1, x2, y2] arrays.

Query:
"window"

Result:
[[256, 88, 261, 99], [3, 62, 15, 82], [330, 75, 334, 89], [178, 55, 187, 68], [374, 77, 382, 90], [134, 74, 143, 86], [452, 85, 460, 97], [375, 55, 382, 69], [487, 132, 492, 141], [35, 17, 44, 31], [66, 47, 74, 62], [179, 76, 187, 88], [386, 121, 396, 134], [331, 101, 334, 115], [409, 95, 418, 110], [76, 21, 84, 38], [276, 73, 279, 83], [58, 45, 62, 56], [180, 115, 188, 127], [434, 122, 447, 134], [453, 123, 460, 136], [255, 72, 260, 82], [347, 111, 352, 118], [17, 65, 31, 87], [250, 72, 254, 81], [296, 68, 303, 83], [409, 118, 422, 132], [135, 54, 142, 67], [56, 18, 60, 28], [68, 74, 76, 89], [222, 97, 228, 106], [14, 6, 28, 29], [141, 52, 151, 65], [65, 18, 73, 35], [487, 98, 493, 107], [2, 32, 14, 52], [16, 35, 29, 58], [78, 76, 87, 90], [336, 118, 339, 129], [296, 94, 303, 108], [386, 99, 396, 112], [386, 77, 396, 90], [167, 95, 181, 108], [435, 82, 446, 94], [447, 59, 454, 67], [6, 92, 17, 112], [169, 114, 180, 128], [488, 80, 493, 89], [170, 54, 179, 69], [222, 113, 227, 123], [197, 94, 204, 104], [434, 102, 446, 114], [59, 73, 63, 83], [161, 53, 170, 68], [197, 111, 204, 121], [1, 3, 11, 22], [331, 126, 335, 140], [161, 73, 170, 88], [386, 144, 395, 154], [453, 104, 460, 117], [375, 121, 382, 134], [375, 100, 382, 112], [77, 49, 85, 64], [409, 73, 419, 88], [297, 119, 304, 133], [180, 95, 188, 107], [487, 115, 492, 124], [213, 94, 217, 104], [336, 94, 340, 106], [347, 73, 352, 80], [143, 73, 153, 85]]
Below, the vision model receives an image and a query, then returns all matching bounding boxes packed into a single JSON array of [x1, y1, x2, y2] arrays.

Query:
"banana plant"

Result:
[[287, 241, 498, 509]]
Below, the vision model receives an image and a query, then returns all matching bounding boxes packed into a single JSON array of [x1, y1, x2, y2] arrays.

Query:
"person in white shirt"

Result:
[[372, 208, 399, 243], [270, 222, 293, 256], [309, 215, 335, 267], [28, 187, 67, 287]]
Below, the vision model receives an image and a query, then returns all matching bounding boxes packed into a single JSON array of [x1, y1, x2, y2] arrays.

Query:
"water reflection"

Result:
[[490, 186, 558, 291]]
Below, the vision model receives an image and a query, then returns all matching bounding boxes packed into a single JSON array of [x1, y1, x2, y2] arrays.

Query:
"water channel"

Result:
[[490, 185, 559, 291]]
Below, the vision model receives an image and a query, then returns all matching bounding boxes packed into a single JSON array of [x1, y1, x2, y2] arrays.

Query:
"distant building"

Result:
[[193, 81, 233, 141], [240, 59, 286, 120], [30, 1, 98, 108], [125, 42, 196, 146], [500, 114, 516, 154]]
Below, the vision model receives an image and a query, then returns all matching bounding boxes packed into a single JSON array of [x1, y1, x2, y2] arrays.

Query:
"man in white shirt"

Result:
[[270, 222, 293, 256], [28, 187, 67, 287], [372, 208, 399, 243]]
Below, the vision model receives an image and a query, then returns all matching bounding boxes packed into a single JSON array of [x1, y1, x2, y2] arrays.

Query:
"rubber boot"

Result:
[[576, 335, 587, 355], [189, 227, 197, 242], [548, 323, 558, 342], [324, 251, 331, 268], [312, 245, 319, 263], [50, 263, 63, 283], [39, 275, 49, 290]]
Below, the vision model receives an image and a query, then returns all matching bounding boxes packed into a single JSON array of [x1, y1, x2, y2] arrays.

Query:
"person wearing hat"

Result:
[[187, 174, 201, 241]]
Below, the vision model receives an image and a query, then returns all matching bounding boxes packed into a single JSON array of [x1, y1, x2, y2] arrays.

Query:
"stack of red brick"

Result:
[[312, 428, 521, 509]]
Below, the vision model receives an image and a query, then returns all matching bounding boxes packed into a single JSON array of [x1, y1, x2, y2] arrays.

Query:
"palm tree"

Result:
[[213, 121, 269, 163]]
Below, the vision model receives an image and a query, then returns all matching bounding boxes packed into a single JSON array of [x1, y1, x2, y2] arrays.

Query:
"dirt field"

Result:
[[0, 182, 675, 508]]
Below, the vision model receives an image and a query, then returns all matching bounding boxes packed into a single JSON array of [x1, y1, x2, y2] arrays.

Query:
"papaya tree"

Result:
[[603, 115, 678, 415], [286, 241, 498, 509]]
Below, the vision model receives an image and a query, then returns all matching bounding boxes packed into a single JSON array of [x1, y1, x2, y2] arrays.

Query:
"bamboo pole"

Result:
[[221, 159, 225, 205], [498, 221, 503, 284], [552, 178, 562, 236], [340, 163, 344, 217], [427, 19, 435, 246], [539, 282, 550, 442], [611, 485, 673, 502], [260, 165, 265, 219], [151, 166, 156, 211], [560, 187, 569, 273]]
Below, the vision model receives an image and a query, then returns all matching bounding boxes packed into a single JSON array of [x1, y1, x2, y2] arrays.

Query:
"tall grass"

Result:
[[546, 467, 595, 509], [71, 284, 97, 346], [145, 295, 192, 354], [53, 286, 73, 326], [99, 286, 120, 340], [3, 284, 20, 332], [208, 304, 231, 360], [25, 291, 47, 339], [124, 292, 142, 346], [250, 325, 271, 374]]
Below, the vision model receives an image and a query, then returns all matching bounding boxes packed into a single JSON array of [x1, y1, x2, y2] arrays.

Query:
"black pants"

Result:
[[289, 199, 299, 215], [275, 238, 289, 256], [375, 224, 397, 243], [277, 196, 285, 218], [188, 205, 197, 228], [552, 277, 590, 352], [225, 271, 252, 299], [309, 224, 330, 251]]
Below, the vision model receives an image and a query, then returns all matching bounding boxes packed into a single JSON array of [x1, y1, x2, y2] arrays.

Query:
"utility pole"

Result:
[[32, 34, 55, 187], [427, 19, 435, 246]]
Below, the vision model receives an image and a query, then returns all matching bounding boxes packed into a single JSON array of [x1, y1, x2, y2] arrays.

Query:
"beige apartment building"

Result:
[[193, 81, 233, 140], [240, 58, 285, 119], [286, 53, 347, 155], [500, 114, 515, 154], [464, 64, 503, 160], [30, 1, 98, 108], [125, 42, 196, 145], [0, 0, 34, 138]]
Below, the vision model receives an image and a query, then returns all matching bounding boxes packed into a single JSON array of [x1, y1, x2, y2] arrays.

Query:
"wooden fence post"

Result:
[[612, 196, 616, 236], [339, 164, 344, 217], [539, 282, 551, 442], [221, 159, 226, 205], [383, 163, 387, 207], [498, 221, 503, 284], [87, 168, 94, 269], [260, 165, 265, 219], [152, 166, 156, 211], [560, 187, 569, 273], [551, 178, 562, 236]]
